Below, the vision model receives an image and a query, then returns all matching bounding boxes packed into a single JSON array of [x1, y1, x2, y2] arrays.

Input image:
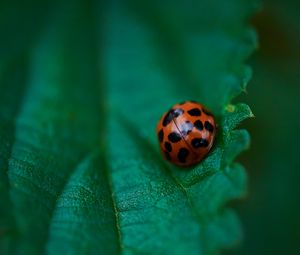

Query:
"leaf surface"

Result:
[[0, 0, 257, 254]]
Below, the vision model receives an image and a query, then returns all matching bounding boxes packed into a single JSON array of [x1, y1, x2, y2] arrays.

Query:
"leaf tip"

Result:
[[225, 104, 236, 113]]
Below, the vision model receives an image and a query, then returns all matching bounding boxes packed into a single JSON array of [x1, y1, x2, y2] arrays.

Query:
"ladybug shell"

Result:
[[156, 101, 216, 167]]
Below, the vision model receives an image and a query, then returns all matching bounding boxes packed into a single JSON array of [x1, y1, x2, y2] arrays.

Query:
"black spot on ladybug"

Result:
[[162, 108, 184, 126], [194, 120, 203, 131], [177, 147, 189, 163], [202, 107, 213, 116], [168, 132, 182, 143], [164, 142, 172, 152], [164, 151, 171, 160], [187, 108, 201, 116], [180, 121, 193, 136], [191, 138, 209, 148], [204, 121, 214, 132], [158, 129, 164, 142], [162, 110, 173, 126]]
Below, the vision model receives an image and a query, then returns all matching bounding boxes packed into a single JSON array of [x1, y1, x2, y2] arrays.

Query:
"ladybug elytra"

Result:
[[156, 101, 216, 167]]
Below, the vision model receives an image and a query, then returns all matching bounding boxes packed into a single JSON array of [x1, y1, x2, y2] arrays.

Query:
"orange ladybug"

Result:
[[156, 101, 216, 167]]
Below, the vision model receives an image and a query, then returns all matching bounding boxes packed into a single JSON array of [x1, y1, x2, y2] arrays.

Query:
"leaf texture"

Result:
[[0, 0, 258, 254]]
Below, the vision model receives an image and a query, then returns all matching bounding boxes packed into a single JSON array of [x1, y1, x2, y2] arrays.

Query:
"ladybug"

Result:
[[156, 101, 216, 167]]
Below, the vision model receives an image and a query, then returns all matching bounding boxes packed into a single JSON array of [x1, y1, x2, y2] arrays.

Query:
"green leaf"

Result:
[[0, 0, 257, 254]]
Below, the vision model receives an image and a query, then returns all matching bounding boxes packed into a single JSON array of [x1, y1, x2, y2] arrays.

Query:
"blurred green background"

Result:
[[230, 0, 300, 254]]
